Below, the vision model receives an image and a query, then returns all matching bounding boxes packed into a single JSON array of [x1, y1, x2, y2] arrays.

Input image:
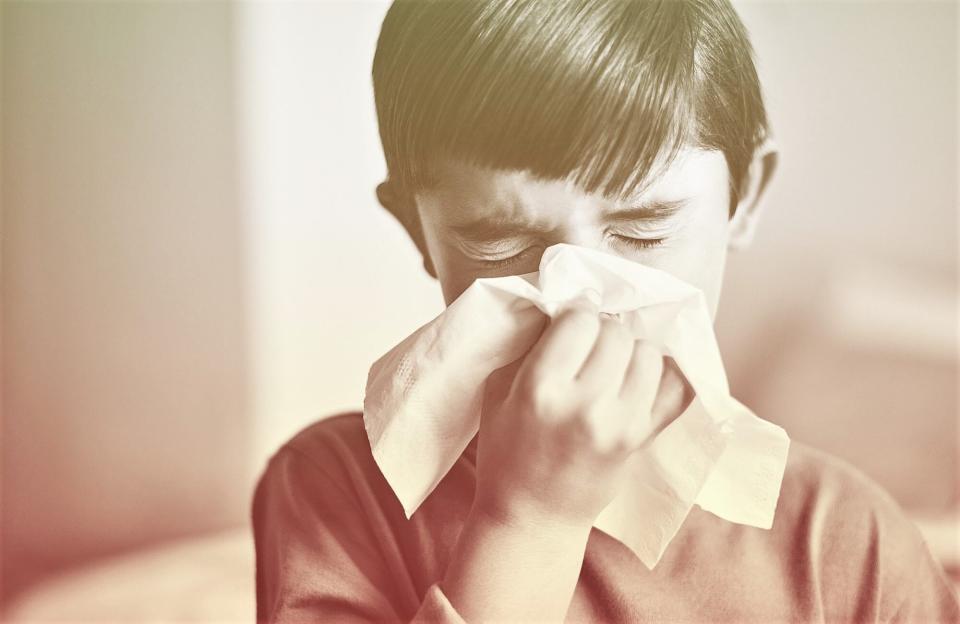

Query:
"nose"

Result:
[[552, 212, 606, 250]]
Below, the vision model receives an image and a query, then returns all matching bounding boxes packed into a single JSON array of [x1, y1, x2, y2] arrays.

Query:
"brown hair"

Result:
[[373, 0, 770, 216]]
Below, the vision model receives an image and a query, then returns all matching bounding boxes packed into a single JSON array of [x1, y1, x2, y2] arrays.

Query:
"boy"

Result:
[[252, 1, 960, 621]]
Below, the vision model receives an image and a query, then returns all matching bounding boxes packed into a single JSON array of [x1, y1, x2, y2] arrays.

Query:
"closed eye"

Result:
[[476, 245, 543, 270], [610, 234, 665, 250]]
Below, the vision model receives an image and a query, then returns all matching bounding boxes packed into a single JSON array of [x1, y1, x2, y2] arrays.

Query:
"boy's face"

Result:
[[413, 147, 736, 317]]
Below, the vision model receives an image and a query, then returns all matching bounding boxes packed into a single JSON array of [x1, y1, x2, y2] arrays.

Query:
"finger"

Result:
[[618, 341, 664, 412], [483, 358, 525, 411], [575, 317, 634, 393], [649, 357, 696, 433], [519, 295, 601, 382], [477, 303, 550, 368]]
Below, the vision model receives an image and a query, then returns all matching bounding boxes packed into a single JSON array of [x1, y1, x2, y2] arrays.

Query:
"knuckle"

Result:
[[598, 316, 619, 330], [576, 398, 628, 453], [599, 316, 628, 339], [585, 320, 633, 363], [522, 376, 561, 415], [582, 401, 607, 427], [574, 413, 608, 451], [607, 435, 634, 456]]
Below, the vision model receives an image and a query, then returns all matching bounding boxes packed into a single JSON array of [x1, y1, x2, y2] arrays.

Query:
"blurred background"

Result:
[[2, 0, 957, 620]]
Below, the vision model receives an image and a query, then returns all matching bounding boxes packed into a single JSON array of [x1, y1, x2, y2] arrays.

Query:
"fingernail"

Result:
[[599, 311, 622, 323]]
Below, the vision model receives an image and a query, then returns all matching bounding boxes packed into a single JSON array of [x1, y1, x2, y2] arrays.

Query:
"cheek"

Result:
[[641, 209, 730, 316], [433, 242, 545, 306], [416, 214, 486, 305], [433, 248, 495, 306]]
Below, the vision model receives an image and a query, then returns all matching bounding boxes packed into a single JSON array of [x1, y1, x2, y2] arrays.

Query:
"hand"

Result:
[[473, 295, 692, 531]]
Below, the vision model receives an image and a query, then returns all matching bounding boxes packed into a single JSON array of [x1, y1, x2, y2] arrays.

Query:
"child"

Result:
[[252, 1, 960, 621]]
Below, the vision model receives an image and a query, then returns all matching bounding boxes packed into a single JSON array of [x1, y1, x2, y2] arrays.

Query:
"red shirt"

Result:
[[253, 412, 959, 622]]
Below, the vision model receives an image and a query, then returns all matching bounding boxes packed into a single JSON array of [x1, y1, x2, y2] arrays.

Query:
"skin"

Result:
[[418, 147, 733, 314], [384, 142, 778, 623]]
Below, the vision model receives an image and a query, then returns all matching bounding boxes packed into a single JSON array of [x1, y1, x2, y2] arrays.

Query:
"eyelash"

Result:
[[480, 246, 539, 270], [480, 235, 663, 270], [610, 234, 666, 251]]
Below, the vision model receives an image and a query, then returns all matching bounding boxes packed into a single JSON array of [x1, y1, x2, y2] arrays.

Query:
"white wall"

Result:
[[237, 0, 440, 470]]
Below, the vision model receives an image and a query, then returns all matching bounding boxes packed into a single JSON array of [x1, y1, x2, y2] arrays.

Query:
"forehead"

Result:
[[417, 147, 728, 224]]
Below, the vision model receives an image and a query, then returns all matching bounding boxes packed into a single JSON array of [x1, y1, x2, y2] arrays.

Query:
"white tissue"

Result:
[[363, 243, 790, 568]]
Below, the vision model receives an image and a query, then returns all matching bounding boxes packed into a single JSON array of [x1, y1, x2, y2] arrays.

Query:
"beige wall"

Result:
[[721, 0, 957, 509], [2, 1, 249, 603]]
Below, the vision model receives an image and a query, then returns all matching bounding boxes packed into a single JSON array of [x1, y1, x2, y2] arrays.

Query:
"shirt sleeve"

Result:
[[789, 446, 960, 623], [252, 445, 467, 624], [412, 585, 469, 624], [890, 538, 960, 623]]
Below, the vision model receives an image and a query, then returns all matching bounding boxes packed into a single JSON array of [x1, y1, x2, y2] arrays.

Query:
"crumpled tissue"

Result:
[[363, 243, 790, 568]]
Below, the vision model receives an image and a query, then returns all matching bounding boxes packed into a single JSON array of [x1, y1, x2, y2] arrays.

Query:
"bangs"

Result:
[[375, 0, 703, 203]]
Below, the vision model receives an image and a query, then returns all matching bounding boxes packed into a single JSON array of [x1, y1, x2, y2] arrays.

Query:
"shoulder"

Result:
[[281, 410, 371, 467], [775, 440, 924, 560], [683, 439, 924, 563], [672, 440, 957, 620], [772, 440, 956, 616], [776, 440, 919, 547], [257, 409, 385, 483], [251, 413, 420, 622], [252, 411, 405, 519], [777, 440, 897, 515], [251, 411, 472, 590]]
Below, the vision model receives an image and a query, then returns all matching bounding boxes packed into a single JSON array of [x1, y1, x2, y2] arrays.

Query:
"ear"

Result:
[[728, 136, 779, 250], [375, 180, 438, 278]]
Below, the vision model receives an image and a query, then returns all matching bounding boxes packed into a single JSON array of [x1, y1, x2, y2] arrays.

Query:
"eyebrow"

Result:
[[445, 198, 687, 243], [603, 198, 687, 224], [445, 218, 547, 243]]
